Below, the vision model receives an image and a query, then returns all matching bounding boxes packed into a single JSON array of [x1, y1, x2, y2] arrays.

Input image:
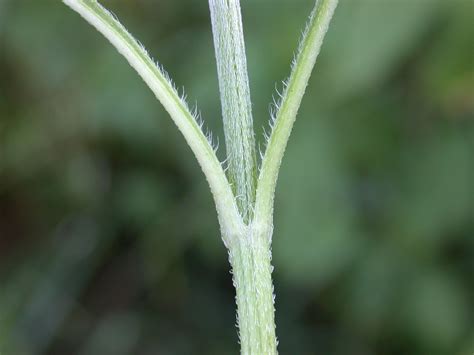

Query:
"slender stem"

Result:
[[227, 223, 277, 355], [62, 0, 244, 241], [255, 0, 338, 227], [63, 1, 339, 354], [208, 2, 277, 352], [209, 0, 257, 223]]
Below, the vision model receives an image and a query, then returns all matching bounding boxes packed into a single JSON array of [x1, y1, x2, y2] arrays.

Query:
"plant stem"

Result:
[[63, 1, 339, 353], [255, 0, 338, 226], [209, 0, 257, 223], [227, 223, 277, 355], [208, 2, 277, 352], [62, 0, 243, 240]]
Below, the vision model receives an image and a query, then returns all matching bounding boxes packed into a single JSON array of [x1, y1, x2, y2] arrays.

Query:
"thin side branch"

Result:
[[63, 0, 244, 240], [255, 0, 339, 227]]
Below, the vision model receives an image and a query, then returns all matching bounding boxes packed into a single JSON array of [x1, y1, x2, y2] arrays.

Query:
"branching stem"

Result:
[[62, 0, 338, 353]]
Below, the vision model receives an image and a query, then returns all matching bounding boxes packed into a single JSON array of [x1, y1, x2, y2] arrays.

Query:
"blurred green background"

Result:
[[0, 0, 473, 354]]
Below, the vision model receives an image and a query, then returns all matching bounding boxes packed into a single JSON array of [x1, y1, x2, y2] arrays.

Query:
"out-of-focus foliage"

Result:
[[0, 0, 472, 354]]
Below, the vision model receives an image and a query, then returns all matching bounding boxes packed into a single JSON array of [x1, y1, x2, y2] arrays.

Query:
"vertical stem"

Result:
[[228, 225, 277, 355], [209, 0, 257, 222], [209, 2, 278, 352]]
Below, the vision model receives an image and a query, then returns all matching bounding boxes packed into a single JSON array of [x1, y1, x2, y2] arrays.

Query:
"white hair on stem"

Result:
[[62, 0, 244, 241], [208, 0, 257, 223]]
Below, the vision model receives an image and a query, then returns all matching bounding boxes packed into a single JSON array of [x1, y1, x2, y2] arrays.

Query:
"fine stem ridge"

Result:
[[209, 0, 257, 223]]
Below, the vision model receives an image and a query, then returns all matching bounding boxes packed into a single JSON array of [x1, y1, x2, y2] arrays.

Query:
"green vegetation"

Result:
[[0, 0, 472, 354], [59, 0, 337, 352]]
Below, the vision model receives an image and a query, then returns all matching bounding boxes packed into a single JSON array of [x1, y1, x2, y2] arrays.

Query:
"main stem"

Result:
[[208, 1, 277, 352], [209, 0, 257, 223], [227, 224, 277, 355], [63, 0, 338, 353]]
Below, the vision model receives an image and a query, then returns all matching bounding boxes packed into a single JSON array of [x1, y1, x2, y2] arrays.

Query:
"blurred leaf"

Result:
[[418, 1, 474, 115], [390, 131, 473, 254], [315, 0, 442, 104], [78, 313, 141, 355], [274, 112, 359, 286], [400, 269, 470, 352]]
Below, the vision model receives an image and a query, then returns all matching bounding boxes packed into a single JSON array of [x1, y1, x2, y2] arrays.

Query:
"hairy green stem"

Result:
[[255, 0, 339, 226], [227, 223, 276, 355], [62, 0, 338, 353], [62, 0, 243, 240], [208, 2, 277, 352], [209, 0, 257, 222]]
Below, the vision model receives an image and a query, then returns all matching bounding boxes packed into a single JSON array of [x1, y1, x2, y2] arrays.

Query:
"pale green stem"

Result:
[[62, 0, 244, 241], [209, 0, 257, 222], [255, 0, 339, 227], [209, 1, 277, 353], [63, 1, 338, 354], [227, 223, 277, 355], [210, 1, 338, 353]]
